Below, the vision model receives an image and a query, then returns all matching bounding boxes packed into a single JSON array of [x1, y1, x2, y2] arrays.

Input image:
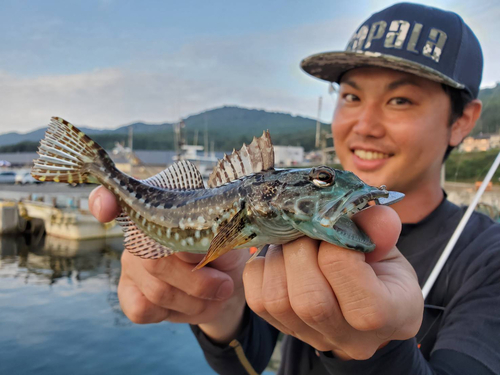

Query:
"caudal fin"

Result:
[[32, 117, 106, 184]]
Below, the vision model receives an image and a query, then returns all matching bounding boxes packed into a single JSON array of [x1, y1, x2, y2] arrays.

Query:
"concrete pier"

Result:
[[0, 184, 122, 239], [445, 181, 500, 220], [0, 201, 20, 234], [18, 200, 123, 240]]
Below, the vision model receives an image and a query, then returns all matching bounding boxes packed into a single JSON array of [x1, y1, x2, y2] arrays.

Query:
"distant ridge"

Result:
[[2, 83, 500, 150], [0, 106, 329, 151], [0, 125, 112, 147]]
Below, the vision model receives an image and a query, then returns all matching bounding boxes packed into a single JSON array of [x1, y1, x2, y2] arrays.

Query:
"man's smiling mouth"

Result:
[[353, 149, 390, 160]]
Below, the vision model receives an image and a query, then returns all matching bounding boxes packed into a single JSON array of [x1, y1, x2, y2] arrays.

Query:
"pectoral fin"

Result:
[[194, 208, 256, 270]]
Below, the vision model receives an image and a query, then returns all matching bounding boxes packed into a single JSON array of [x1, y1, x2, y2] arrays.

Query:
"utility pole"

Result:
[[173, 119, 185, 161], [128, 126, 133, 150], [315, 96, 322, 149], [193, 129, 199, 146], [204, 114, 209, 157]]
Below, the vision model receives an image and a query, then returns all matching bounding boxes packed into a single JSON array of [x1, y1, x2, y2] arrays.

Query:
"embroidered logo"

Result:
[[346, 20, 447, 63]]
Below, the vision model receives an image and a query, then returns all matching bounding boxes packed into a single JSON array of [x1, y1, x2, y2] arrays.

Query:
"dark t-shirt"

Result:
[[191, 198, 500, 374]]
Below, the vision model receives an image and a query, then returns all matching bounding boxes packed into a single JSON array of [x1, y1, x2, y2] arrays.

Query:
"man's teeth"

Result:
[[354, 149, 389, 160]]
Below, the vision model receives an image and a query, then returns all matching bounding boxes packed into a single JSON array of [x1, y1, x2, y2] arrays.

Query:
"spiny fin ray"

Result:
[[116, 214, 174, 259], [142, 160, 205, 190], [207, 130, 274, 188], [31, 117, 106, 184]]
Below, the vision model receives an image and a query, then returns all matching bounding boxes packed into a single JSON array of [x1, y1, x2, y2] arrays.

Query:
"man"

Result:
[[89, 3, 500, 374]]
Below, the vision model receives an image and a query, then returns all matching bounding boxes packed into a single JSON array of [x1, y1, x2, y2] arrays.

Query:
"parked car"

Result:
[[15, 171, 41, 185], [0, 171, 17, 184]]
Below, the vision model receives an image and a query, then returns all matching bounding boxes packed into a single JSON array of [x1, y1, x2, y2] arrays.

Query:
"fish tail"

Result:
[[32, 117, 110, 184]]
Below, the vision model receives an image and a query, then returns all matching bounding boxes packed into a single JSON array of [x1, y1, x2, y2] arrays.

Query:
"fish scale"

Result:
[[32, 117, 404, 269]]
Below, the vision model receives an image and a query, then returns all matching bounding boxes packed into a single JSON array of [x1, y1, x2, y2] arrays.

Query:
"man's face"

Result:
[[332, 67, 452, 194]]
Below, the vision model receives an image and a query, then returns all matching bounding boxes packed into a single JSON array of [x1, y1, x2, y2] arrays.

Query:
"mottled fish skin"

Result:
[[101, 166, 388, 253], [96, 166, 247, 253], [237, 167, 388, 251], [32, 117, 401, 266], [89, 165, 299, 253]]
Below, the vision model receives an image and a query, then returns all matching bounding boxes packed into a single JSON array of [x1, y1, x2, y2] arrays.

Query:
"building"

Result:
[[460, 134, 493, 152], [0, 146, 306, 176], [0, 150, 225, 180], [273, 146, 304, 167], [0, 152, 38, 168], [489, 134, 500, 149]]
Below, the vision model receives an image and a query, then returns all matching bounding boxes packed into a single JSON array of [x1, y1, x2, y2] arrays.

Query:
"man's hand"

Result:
[[243, 206, 423, 360], [89, 186, 249, 344]]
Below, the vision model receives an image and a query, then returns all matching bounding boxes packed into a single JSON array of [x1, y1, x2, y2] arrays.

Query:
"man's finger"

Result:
[[121, 253, 211, 316], [118, 275, 171, 324], [352, 205, 401, 263], [140, 253, 235, 301], [89, 186, 121, 223], [118, 274, 224, 325], [317, 205, 401, 331], [243, 256, 295, 336], [261, 244, 336, 350], [317, 245, 397, 331], [281, 238, 351, 344]]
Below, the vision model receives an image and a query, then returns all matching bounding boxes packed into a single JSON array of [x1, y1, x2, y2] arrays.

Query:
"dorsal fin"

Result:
[[116, 160, 204, 260], [207, 130, 274, 188], [143, 159, 205, 190]]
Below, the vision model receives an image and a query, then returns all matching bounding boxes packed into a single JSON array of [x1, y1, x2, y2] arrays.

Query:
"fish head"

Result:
[[276, 166, 400, 252]]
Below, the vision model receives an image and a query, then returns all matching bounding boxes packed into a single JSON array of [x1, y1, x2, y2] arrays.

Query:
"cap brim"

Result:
[[301, 51, 465, 90]]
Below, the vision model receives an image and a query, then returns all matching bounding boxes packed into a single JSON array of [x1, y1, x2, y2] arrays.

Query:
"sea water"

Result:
[[0, 234, 275, 375]]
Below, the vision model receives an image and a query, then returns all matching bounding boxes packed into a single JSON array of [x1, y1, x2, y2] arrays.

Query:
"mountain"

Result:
[[0, 106, 329, 151], [2, 82, 500, 151], [0, 125, 111, 147], [474, 83, 500, 135]]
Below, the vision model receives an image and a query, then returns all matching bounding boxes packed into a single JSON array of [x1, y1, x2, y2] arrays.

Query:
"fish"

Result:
[[31, 117, 404, 269]]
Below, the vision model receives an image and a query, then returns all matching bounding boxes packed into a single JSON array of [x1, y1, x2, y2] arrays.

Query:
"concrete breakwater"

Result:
[[0, 184, 122, 239], [0, 181, 499, 238], [445, 181, 500, 219]]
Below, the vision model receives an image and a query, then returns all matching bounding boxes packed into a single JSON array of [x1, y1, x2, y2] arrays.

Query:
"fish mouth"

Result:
[[318, 187, 391, 252]]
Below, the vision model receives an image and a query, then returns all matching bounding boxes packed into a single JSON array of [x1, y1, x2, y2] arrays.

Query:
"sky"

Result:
[[1, 0, 499, 133]]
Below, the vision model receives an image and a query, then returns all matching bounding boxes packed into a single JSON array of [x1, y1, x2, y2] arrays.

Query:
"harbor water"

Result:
[[0, 233, 274, 375]]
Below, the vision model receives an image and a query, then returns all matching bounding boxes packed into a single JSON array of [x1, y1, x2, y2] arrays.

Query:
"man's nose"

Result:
[[352, 104, 385, 138]]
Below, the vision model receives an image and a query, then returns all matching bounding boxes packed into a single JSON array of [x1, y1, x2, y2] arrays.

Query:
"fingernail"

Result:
[[93, 195, 102, 218], [215, 281, 232, 300]]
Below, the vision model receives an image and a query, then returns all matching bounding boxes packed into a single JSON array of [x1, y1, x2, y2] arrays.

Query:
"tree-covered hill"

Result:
[[1, 81, 499, 153], [474, 83, 500, 135], [445, 148, 500, 183], [0, 106, 329, 152]]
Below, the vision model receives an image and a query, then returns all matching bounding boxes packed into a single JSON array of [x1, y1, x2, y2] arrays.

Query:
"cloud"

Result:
[[0, 18, 353, 132], [0, 66, 330, 132], [1, 2, 498, 133]]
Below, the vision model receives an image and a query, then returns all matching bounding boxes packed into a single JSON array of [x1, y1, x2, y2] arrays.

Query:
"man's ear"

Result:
[[449, 99, 482, 147]]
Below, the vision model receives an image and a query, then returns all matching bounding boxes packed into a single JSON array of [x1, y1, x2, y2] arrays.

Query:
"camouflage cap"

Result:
[[301, 2, 483, 98]]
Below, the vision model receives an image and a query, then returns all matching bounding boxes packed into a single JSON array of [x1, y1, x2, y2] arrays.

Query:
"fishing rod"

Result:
[[422, 149, 500, 299]]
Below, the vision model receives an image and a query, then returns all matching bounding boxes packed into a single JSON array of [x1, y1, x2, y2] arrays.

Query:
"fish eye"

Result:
[[310, 167, 335, 187]]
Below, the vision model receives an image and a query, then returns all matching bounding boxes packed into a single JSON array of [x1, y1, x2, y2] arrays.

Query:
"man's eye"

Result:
[[389, 97, 412, 105], [343, 94, 359, 102]]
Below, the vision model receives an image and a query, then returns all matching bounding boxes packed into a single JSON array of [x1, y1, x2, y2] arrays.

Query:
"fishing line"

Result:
[[422, 149, 500, 299]]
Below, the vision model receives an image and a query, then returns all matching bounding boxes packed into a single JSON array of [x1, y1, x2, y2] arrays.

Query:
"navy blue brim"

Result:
[[301, 50, 465, 91]]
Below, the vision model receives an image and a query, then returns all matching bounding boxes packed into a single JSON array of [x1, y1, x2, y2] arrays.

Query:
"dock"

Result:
[[0, 184, 123, 240]]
